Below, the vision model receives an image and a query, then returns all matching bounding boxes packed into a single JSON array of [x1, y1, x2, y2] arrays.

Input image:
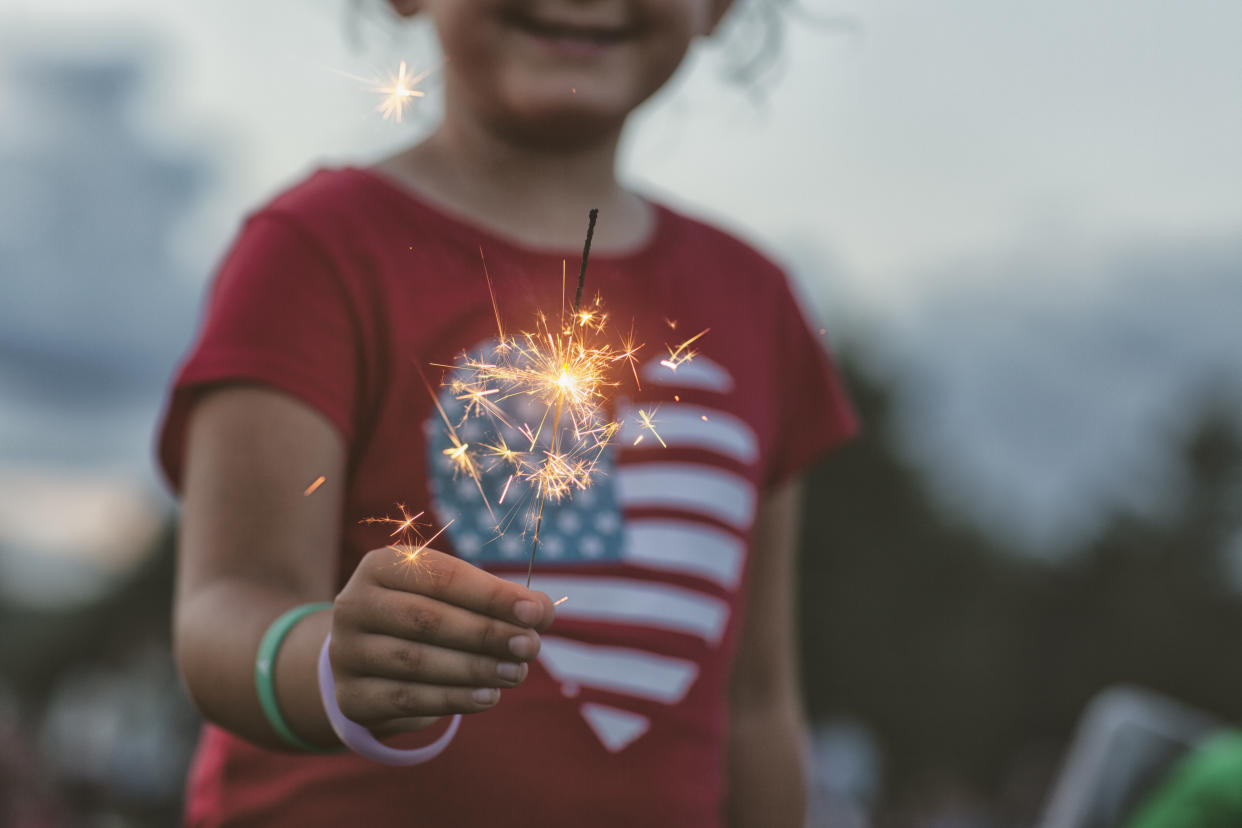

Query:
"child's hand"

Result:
[[329, 547, 555, 736]]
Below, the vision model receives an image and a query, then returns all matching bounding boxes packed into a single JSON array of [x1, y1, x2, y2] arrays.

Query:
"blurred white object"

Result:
[[806, 718, 881, 828], [1038, 684, 1222, 828]]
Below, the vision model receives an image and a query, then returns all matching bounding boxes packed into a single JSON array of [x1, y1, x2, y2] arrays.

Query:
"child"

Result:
[[158, 1, 856, 825]]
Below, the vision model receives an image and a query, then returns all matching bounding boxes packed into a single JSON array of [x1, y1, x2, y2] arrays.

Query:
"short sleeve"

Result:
[[764, 276, 859, 488], [156, 212, 364, 491]]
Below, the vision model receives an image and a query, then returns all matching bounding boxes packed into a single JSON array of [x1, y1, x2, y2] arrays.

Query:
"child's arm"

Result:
[[175, 386, 555, 750], [724, 480, 809, 827]]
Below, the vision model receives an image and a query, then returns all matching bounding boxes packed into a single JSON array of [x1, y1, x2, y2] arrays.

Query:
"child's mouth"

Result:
[[503, 12, 633, 57]]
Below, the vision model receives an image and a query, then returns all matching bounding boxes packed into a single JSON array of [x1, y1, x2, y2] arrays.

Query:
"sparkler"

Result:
[[521, 208, 599, 588], [424, 210, 677, 588], [398, 212, 711, 597]]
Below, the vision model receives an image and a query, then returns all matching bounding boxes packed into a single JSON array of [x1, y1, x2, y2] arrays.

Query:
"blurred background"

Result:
[[1, 0, 1240, 825]]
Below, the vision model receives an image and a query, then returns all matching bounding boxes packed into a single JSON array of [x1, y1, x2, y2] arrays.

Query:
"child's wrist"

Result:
[[255, 602, 344, 753]]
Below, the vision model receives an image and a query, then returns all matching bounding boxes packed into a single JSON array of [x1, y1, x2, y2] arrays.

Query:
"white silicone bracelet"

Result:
[[317, 633, 461, 765]]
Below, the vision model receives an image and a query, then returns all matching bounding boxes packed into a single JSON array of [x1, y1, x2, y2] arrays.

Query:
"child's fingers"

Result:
[[339, 632, 529, 688], [336, 676, 503, 725], [367, 715, 439, 739], [367, 548, 556, 630], [349, 589, 541, 662]]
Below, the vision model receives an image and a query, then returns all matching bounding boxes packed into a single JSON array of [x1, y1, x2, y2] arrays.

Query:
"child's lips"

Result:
[[528, 32, 612, 59], [504, 12, 634, 56]]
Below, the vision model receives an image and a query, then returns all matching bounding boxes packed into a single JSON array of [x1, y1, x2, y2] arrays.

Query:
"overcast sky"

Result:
[[7, 0, 1241, 299], [2, 0, 1240, 592]]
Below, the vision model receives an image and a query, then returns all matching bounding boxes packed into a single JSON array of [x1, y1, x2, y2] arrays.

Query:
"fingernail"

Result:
[[508, 634, 537, 659], [513, 600, 541, 626], [473, 687, 499, 705], [496, 661, 521, 681]]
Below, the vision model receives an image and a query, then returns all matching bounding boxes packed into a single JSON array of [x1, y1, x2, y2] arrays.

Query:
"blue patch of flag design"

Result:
[[424, 340, 625, 566]]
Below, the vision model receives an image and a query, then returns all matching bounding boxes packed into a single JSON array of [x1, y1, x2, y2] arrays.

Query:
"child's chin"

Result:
[[502, 95, 629, 147]]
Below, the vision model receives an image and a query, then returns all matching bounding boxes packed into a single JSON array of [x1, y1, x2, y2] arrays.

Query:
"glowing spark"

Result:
[[614, 322, 644, 388], [554, 596, 569, 606], [481, 434, 524, 469], [362, 506, 454, 571], [330, 60, 439, 122], [361, 503, 425, 537], [480, 247, 506, 343], [660, 327, 710, 372], [390, 519, 455, 569], [303, 476, 326, 496], [499, 474, 515, 504], [374, 60, 431, 122], [634, 408, 667, 448], [453, 381, 508, 422], [417, 363, 496, 522]]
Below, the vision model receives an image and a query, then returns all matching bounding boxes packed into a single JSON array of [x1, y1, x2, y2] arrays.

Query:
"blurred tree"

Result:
[[1038, 403, 1242, 732], [0, 524, 198, 826], [798, 352, 1242, 817], [0, 523, 177, 709]]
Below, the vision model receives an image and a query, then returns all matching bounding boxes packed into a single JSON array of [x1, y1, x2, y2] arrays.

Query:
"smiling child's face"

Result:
[[404, 0, 730, 147]]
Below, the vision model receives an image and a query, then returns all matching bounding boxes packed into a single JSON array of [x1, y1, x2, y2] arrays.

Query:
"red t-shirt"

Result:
[[158, 167, 856, 827]]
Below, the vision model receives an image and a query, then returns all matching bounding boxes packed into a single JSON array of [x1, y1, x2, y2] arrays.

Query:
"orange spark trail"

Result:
[[479, 246, 505, 343], [416, 362, 497, 525], [660, 327, 711, 371]]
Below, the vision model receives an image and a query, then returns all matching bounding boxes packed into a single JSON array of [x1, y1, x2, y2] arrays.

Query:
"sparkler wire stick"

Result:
[[524, 209, 598, 588], [573, 208, 598, 313]]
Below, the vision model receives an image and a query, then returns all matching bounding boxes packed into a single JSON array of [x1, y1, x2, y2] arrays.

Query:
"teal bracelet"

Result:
[[255, 601, 341, 753]]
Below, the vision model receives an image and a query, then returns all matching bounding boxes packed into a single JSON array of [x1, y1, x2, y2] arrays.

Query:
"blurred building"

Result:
[[0, 42, 206, 825]]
